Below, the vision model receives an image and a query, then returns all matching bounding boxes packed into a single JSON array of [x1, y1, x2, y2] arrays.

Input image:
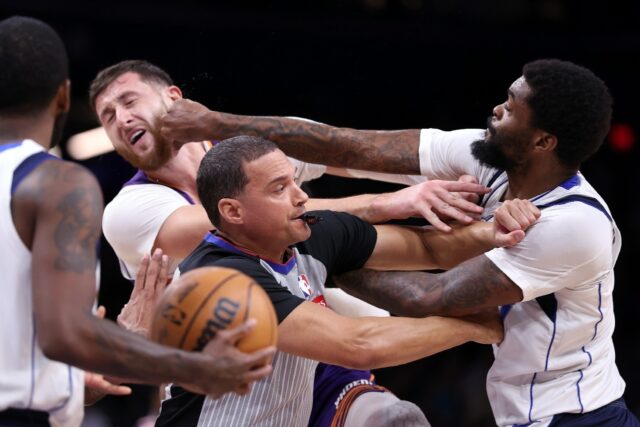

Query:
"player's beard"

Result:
[[140, 99, 175, 171], [50, 110, 68, 149], [139, 128, 173, 171], [119, 132, 173, 171], [471, 117, 528, 172], [120, 110, 173, 171]]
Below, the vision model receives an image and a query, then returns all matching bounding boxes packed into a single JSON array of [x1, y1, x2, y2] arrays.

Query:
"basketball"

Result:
[[150, 266, 278, 353]]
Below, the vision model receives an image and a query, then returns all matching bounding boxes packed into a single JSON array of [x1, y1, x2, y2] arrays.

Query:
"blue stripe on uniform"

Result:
[[48, 366, 74, 412], [593, 283, 604, 340], [528, 372, 538, 423], [11, 151, 60, 195], [480, 170, 507, 208], [537, 195, 612, 222], [576, 369, 585, 413], [523, 193, 611, 424], [0, 141, 22, 153], [560, 175, 580, 190]]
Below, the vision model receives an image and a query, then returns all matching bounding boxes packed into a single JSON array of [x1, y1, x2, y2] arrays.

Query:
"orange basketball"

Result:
[[150, 266, 278, 353]]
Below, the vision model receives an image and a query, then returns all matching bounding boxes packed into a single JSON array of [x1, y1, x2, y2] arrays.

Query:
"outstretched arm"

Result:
[[365, 199, 540, 271], [335, 255, 523, 318], [337, 200, 539, 315], [148, 178, 488, 264], [159, 98, 422, 174], [277, 299, 502, 370], [308, 178, 489, 230]]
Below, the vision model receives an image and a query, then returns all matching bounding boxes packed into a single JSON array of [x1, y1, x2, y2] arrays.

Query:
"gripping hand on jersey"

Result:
[[493, 199, 541, 247], [370, 175, 490, 231]]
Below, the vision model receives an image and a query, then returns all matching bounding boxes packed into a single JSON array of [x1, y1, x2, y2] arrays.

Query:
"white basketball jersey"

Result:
[[0, 140, 84, 427]]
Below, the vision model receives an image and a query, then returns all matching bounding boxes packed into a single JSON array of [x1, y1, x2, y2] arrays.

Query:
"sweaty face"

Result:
[[471, 76, 536, 172], [94, 72, 176, 171], [236, 150, 311, 257]]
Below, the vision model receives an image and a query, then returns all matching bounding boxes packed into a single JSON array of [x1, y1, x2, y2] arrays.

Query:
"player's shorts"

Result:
[[0, 408, 50, 426], [309, 364, 387, 427], [548, 397, 640, 427]]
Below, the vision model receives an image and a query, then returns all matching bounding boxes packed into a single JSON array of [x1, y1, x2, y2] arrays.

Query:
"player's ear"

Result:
[[167, 85, 182, 101], [219, 198, 243, 225], [54, 79, 71, 113], [534, 130, 557, 153]]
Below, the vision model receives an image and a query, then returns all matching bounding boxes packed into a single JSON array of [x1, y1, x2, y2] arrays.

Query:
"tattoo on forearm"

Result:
[[335, 257, 520, 317], [221, 114, 421, 174]]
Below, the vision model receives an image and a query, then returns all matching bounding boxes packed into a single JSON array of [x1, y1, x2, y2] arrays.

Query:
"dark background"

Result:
[[2, 1, 639, 425]]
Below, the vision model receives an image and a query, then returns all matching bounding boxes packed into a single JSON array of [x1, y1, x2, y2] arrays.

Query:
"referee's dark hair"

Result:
[[198, 136, 279, 229], [523, 59, 612, 170], [0, 16, 68, 116]]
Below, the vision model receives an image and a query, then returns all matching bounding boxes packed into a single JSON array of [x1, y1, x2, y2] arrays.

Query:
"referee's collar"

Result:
[[205, 232, 297, 274]]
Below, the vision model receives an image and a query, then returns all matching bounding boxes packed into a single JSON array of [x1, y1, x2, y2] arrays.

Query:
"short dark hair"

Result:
[[0, 16, 68, 116], [89, 59, 173, 111], [197, 136, 279, 228], [523, 59, 613, 169]]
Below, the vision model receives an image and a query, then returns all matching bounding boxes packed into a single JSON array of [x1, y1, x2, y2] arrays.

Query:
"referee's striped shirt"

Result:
[[156, 211, 377, 426]]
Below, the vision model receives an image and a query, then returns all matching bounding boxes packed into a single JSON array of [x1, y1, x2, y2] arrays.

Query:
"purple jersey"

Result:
[[309, 364, 387, 427]]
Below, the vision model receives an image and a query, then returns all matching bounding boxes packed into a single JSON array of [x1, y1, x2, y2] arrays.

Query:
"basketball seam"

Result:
[[243, 282, 254, 323], [178, 272, 243, 350]]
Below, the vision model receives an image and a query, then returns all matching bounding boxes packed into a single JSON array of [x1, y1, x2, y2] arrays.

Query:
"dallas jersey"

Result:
[[0, 140, 84, 426], [156, 210, 377, 426], [419, 128, 624, 427]]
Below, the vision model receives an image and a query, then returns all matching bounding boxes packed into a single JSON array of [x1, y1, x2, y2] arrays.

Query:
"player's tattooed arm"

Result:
[[24, 162, 179, 376], [19, 161, 273, 392], [52, 170, 103, 273], [233, 117, 421, 174], [334, 255, 523, 317], [160, 99, 422, 174]]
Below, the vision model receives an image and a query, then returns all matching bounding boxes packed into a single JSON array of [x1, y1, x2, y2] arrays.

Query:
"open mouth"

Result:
[[129, 129, 146, 145]]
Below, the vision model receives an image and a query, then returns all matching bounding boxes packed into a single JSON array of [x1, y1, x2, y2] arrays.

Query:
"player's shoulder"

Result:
[[538, 195, 612, 228], [105, 182, 187, 219], [15, 156, 99, 204], [530, 198, 614, 254], [110, 181, 182, 204], [421, 128, 485, 144]]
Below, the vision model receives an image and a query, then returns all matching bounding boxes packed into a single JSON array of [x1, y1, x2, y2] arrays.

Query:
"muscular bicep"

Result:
[[337, 255, 523, 317], [153, 204, 214, 260], [22, 161, 104, 347]]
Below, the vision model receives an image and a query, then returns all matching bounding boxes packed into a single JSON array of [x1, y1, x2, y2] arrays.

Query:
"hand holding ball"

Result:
[[151, 266, 278, 352]]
